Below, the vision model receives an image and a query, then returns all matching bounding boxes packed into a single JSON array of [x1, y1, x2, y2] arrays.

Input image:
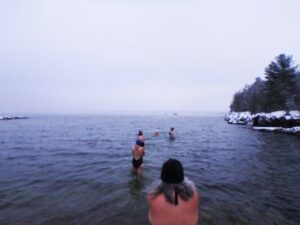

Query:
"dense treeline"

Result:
[[230, 54, 300, 113]]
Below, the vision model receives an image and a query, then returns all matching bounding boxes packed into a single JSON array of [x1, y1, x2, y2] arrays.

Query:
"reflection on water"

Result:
[[128, 173, 146, 195], [0, 115, 299, 225]]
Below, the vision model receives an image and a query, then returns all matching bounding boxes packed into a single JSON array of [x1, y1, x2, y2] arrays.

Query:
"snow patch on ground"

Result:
[[225, 111, 300, 135], [253, 126, 300, 134]]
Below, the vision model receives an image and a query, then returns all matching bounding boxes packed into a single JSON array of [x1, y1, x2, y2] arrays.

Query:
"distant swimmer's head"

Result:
[[161, 159, 184, 184], [138, 130, 143, 136], [170, 127, 174, 131], [136, 139, 144, 147]]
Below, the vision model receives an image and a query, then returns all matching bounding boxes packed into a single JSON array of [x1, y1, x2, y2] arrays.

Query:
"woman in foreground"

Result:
[[147, 159, 199, 225]]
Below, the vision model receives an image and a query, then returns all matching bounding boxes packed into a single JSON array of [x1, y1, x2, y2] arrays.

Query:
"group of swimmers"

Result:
[[131, 129, 199, 225], [131, 128, 175, 174], [153, 127, 175, 138]]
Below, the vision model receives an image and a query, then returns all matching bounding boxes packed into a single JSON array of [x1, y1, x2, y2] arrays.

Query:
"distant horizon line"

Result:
[[0, 110, 228, 116]]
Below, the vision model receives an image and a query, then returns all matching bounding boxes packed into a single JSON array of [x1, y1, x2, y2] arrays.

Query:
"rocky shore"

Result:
[[225, 111, 300, 135], [0, 116, 28, 120]]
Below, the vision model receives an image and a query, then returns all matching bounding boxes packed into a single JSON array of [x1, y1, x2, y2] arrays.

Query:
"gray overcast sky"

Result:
[[1, 0, 299, 114]]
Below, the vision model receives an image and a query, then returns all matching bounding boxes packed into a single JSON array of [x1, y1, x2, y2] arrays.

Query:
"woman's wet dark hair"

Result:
[[138, 130, 143, 136], [136, 139, 144, 147]]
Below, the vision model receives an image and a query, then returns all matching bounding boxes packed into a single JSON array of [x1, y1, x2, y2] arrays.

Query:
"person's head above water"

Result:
[[147, 160, 198, 224], [170, 128, 174, 131], [161, 159, 184, 184], [136, 139, 144, 147], [138, 130, 143, 136]]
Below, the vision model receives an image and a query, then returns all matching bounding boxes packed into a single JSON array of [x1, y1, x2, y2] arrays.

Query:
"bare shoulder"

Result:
[[193, 190, 199, 199], [146, 193, 156, 209], [146, 193, 152, 203], [147, 193, 167, 210], [191, 190, 199, 206]]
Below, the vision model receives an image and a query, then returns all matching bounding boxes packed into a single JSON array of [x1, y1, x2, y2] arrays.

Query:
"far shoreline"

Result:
[[0, 111, 227, 117]]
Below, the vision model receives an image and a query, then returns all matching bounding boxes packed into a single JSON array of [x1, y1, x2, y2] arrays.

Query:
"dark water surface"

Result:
[[0, 115, 299, 225]]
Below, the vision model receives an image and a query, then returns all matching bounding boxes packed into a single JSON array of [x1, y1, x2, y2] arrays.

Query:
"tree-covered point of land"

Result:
[[230, 54, 300, 113]]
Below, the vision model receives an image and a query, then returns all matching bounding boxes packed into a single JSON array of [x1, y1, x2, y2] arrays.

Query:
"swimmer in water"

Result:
[[136, 130, 145, 144], [153, 130, 160, 136], [131, 139, 145, 174], [169, 127, 175, 140]]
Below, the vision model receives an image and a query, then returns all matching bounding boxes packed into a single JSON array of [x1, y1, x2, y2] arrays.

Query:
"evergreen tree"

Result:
[[294, 71, 300, 110], [230, 54, 300, 113], [230, 78, 267, 113], [230, 85, 250, 112], [247, 77, 266, 113], [264, 54, 298, 111]]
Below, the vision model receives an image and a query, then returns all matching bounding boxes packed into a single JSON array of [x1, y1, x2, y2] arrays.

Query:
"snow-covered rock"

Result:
[[225, 111, 300, 135], [253, 126, 300, 134], [0, 116, 28, 120], [252, 127, 282, 132], [224, 112, 253, 124], [282, 126, 300, 134], [253, 111, 300, 127]]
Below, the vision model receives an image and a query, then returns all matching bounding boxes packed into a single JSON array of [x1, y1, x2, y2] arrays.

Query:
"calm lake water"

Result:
[[0, 115, 299, 225]]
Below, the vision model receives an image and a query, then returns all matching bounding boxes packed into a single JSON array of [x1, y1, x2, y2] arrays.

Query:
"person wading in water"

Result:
[[147, 159, 199, 225], [131, 139, 145, 174], [136, 130, 145, 144], [168, 128, 175, 140]]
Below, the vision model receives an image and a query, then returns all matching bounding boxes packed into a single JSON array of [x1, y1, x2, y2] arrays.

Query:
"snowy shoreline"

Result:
[[225, 111, 300, 135], [0, 116, 28, 120]]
